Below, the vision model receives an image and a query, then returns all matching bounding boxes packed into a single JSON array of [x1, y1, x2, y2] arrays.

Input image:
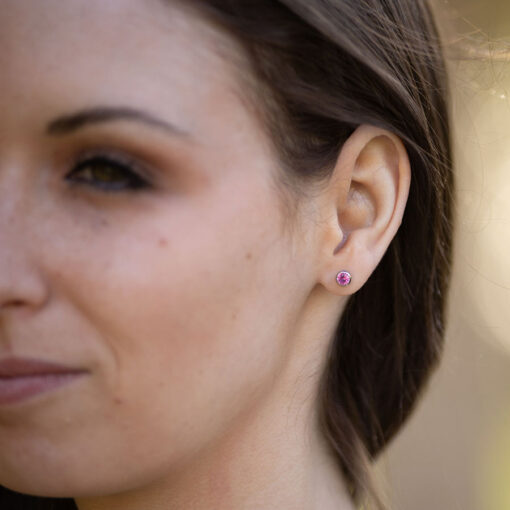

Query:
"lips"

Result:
[[0, 357, 86, 377], [0, 357, 88, 405]]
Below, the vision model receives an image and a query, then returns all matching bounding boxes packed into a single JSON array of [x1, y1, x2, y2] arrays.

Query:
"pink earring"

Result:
[[336, 271, 351, 287]]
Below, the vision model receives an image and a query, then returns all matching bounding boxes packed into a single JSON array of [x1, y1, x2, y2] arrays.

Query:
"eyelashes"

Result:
[[65, 152, 151, 193]]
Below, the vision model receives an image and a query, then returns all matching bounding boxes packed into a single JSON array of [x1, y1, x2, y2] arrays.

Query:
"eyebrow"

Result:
[[46, 106, 190, 137]]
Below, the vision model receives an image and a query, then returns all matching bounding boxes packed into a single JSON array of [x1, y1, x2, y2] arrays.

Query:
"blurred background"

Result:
[[376, 1, 510, 508]]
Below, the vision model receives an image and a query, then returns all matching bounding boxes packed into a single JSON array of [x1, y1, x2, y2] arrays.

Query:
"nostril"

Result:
[[2, 299, 25, 308], [0, 268, 49, 310]]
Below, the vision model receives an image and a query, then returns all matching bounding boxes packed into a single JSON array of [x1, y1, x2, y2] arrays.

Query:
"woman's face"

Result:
[[0, 0, 319, 496]]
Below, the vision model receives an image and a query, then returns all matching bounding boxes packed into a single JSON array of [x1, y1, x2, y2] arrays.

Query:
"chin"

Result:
[[0, 461, 91, 499], [1, 479, 73, 499]]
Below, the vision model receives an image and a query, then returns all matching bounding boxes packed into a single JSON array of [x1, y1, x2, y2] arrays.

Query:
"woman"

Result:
[[0, 1, 453, 509]]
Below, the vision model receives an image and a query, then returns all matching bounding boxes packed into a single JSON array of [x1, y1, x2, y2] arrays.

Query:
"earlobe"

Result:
[[317, 125, 411, 295]]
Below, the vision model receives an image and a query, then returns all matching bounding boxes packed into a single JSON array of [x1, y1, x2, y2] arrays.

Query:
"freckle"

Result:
[[159, 238, 168, 247], [231, 311, 238, 320], [114, 397, 123, 405], [245, 252, 252, 260], [100, 218, 108, 227]]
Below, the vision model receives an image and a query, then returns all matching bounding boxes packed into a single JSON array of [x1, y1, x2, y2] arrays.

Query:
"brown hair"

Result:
[[1, 1, 453, 508]]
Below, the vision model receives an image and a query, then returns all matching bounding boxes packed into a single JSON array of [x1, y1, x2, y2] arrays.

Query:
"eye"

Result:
[[65, 154, 150, 192]]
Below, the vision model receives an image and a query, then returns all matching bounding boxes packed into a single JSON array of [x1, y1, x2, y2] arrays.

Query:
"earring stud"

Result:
[[336, 271, 351, 286]]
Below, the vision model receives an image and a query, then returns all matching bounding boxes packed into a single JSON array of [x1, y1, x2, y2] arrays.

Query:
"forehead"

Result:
[[0, 0, 242, 136]]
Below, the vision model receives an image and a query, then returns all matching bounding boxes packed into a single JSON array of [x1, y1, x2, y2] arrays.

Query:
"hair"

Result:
[[1, 0, 453, 509]]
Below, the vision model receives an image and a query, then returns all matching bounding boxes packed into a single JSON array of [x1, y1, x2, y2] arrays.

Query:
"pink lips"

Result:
[[0, 357, 88, 406]]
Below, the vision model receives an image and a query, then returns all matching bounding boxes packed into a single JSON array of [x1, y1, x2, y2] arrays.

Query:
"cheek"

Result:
[[87, 215, 286, 416], [13, 189, 294, 495]]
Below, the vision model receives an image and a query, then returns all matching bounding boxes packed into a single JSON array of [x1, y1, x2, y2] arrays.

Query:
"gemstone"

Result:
[[336, 271, 351, 286]]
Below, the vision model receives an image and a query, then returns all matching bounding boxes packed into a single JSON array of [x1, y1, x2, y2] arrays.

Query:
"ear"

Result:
[[316, 124, 411, 295]]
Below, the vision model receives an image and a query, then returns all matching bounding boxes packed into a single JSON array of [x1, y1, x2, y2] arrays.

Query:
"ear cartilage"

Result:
[[336, 271, 351, 287]]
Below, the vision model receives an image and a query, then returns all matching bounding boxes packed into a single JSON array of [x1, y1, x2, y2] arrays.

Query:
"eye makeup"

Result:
[[65, 149, 152, 193]]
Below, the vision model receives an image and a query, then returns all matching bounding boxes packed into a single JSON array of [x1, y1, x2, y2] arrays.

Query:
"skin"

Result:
[[0, 1, 411, 509]]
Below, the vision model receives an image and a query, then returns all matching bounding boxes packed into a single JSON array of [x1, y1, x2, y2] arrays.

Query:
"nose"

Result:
[[0, 262, 47, 311], [0, 177, 49, 313]]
